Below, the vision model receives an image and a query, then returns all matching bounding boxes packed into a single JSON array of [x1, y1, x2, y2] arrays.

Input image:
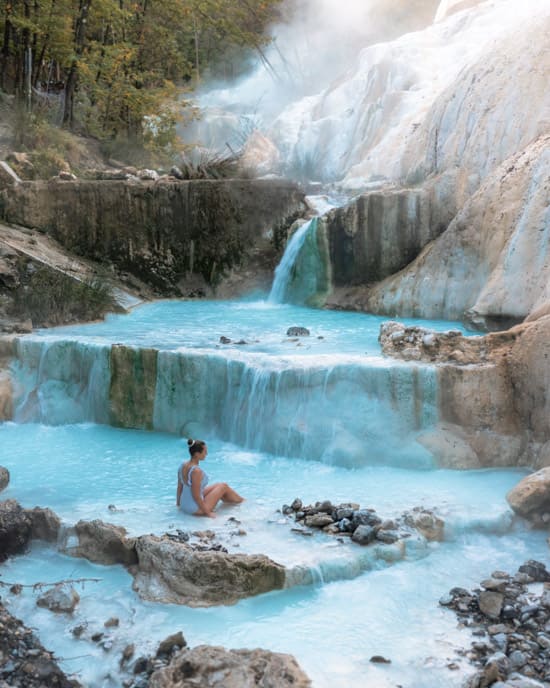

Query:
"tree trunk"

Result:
[[0, 6, 12, 91], [62, 0, 92, 128]]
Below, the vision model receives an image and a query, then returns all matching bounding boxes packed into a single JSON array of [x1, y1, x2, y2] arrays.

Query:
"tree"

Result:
[[0, 0, 282, 148]]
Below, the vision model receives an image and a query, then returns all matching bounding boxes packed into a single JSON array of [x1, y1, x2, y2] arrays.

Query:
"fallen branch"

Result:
[[0, 577, 102, 591]]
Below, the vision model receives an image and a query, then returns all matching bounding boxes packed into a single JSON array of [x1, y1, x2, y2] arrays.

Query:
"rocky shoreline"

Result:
[[0, 600, 81, 688], [441, 560, 550, 688], [2, 466, 550, 687]]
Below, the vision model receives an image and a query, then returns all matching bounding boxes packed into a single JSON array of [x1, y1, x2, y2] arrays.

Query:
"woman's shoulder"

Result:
[[188, 464, 203, 476]]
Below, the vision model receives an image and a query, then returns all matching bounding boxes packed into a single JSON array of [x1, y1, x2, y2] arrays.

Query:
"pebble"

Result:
[[444, 560, 550, 686]]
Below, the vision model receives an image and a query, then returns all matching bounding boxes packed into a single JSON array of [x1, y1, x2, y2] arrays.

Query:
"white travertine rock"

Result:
[[365, 135, 550, 322], [270, 0, 549, 192], [507, 467, 550, 523]]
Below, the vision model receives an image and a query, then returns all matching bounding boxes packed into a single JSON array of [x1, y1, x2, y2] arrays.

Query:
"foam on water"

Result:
[[1, 423, 548, 688]]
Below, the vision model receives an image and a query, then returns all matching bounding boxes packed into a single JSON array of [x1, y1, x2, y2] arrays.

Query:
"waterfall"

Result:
[[269, 217, 329, 305], [12, 338, 111, 425], [154, 348, 439, 467], [11, 338, 439, 468]]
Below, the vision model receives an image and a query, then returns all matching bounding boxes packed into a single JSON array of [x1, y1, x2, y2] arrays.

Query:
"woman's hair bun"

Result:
[[187, 438, 195, 447]]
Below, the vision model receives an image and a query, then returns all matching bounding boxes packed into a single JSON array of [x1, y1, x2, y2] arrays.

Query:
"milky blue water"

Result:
[[1, 422, 548, 688], [3, 299, 545, 688], [23, 299, 476, 355]]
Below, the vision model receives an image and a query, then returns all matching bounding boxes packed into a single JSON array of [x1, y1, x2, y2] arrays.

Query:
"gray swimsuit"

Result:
[[179, 464, 208, 514]]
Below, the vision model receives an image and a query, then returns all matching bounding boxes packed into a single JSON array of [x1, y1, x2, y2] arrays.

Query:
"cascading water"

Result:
[[4, 296, 547, 688], [10, 300, 449, 467], [269, 217, 329, 306]]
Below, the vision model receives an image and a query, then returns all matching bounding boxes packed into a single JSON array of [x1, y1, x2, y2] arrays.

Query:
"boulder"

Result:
[[506, 468, 550, 525], [286, 326, 310, 337], [64, 519, 137, 566], [26, 506, 61, 542], [156, 631, 187, 657], [36, 586, 80, 614], [148, 645, 311, 688], [404, 509, 445, 541], [0, 499, 32, 561], [0, 465, 9, 491], [131, 534, 286, 606]]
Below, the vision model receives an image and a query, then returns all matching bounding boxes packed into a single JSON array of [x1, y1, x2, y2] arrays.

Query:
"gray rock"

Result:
[[26, 506, 61, 542], [508, 650, 527, 668], [156, 631, 186, 656], [0, 499, 32, 561], [536, 633, 550, 649], [351, 525, 376, 546], [338, 518, 353, 532], [36, 586, 80, 614], [0, 466, 9, 492], [352, 509, 381, 529], [335, 507, 354, 521], [375, 529, 399, 544], [482, 578, 508, 592], [64, 519, 137, 566], [479, 591, 505, 619], [304, 513, 334, 528], [286, 327, 310, 337]]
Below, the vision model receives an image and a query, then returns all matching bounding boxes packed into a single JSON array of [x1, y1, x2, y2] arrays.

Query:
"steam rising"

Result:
[[180, 0, 439, 150]]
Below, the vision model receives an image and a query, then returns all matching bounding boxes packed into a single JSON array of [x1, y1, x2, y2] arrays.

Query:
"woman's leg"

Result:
[[203, 482, 244, 507]]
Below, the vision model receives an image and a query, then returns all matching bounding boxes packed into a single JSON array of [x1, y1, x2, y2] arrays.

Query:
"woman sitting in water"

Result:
[[176, 439, 244, 518]]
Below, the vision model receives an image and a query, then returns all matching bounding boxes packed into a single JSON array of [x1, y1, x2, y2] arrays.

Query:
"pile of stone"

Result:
[[440, 560, 550, 687], [282, 498, 445, 545], [379, 320, 489, 365], [0, 600, 81, 687]]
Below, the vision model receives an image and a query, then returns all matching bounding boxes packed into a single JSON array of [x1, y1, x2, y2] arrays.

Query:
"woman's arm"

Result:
[[176, 477, 183, 507], [191, 468, 214, 517]]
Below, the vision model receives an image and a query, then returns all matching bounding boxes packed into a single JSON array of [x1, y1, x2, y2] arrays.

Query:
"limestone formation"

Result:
[[366, 136, 550, 325], [0, 337, 14, 418], [64, 519, 138, 566], [379, 316, 550, 470], [403, 18, 550, 215], [0, 179, 306, 296], [109, 345, 158, 430], [506, 468, 550, 526], [131, 534, 286, 606], [0, 499, 32, 561], [148, 645, 311, 688], [320, 187, 450, 289]]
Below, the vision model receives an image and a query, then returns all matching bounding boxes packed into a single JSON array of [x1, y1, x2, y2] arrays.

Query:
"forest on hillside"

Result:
[[0, 0, 282, 150]]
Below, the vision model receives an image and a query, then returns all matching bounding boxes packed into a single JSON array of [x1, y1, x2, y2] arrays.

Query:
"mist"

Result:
[[179, 0, 440, 152]]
